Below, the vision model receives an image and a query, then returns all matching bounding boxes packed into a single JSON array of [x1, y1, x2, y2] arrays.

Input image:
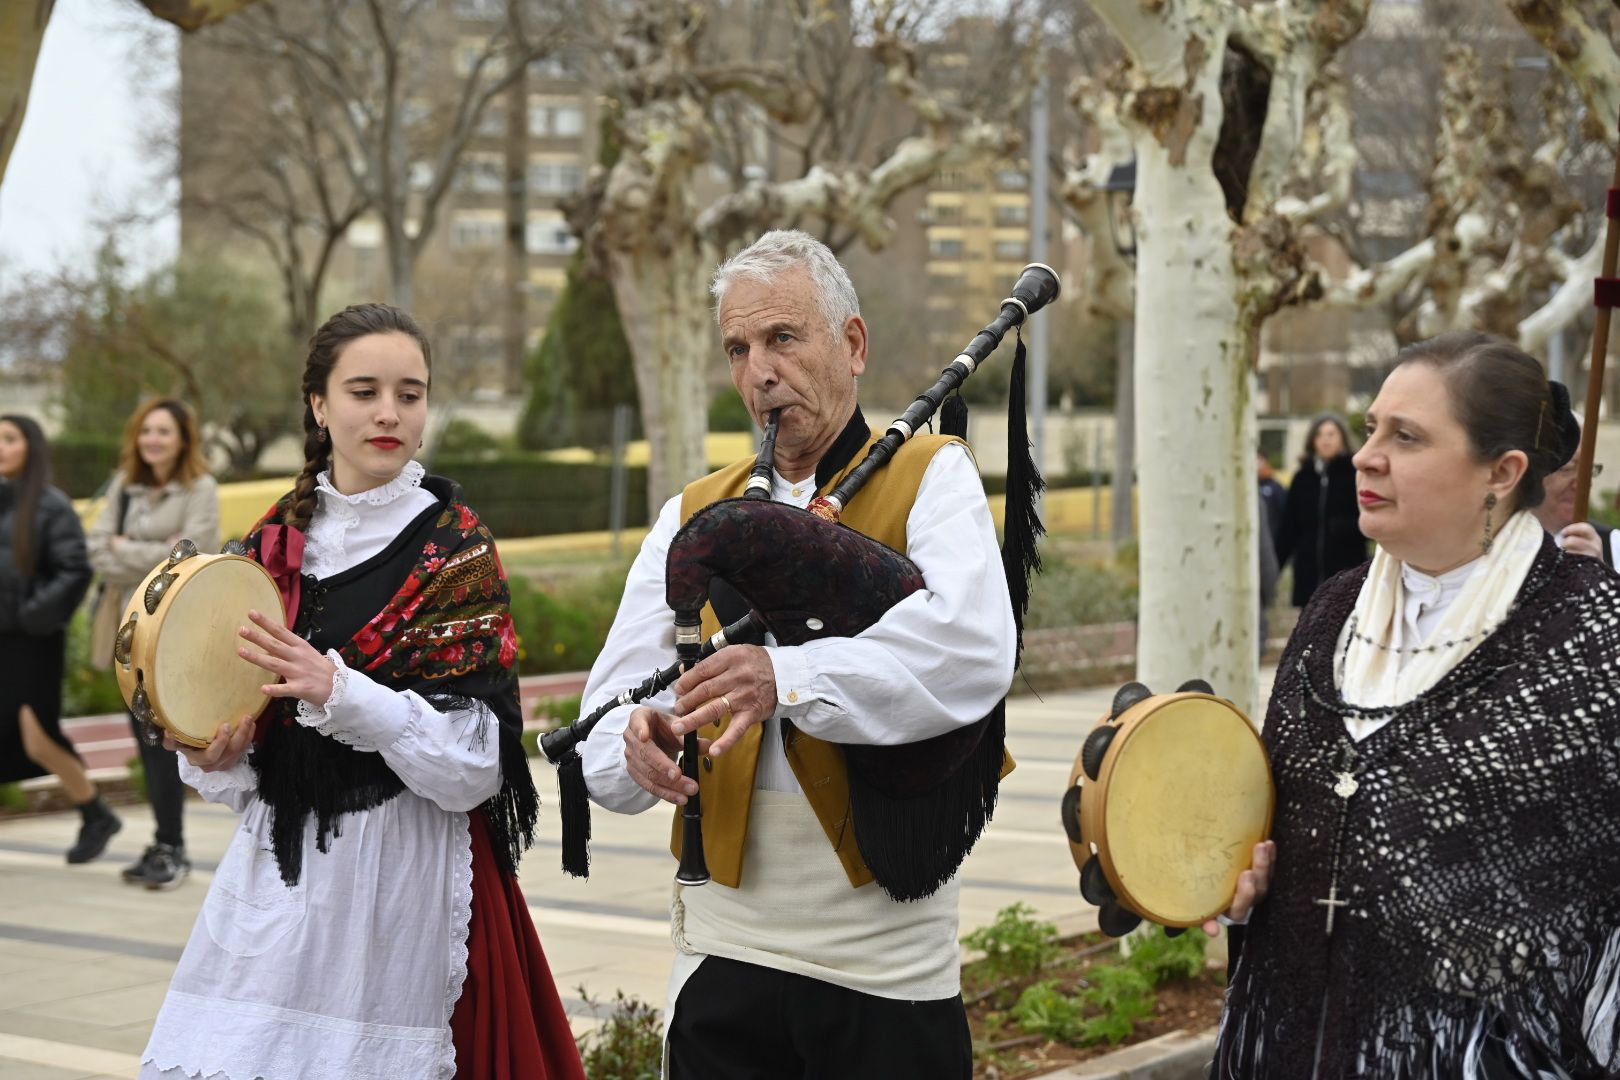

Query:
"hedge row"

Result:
[[437, 454, 652, 538], [50, 434, 121, 499]]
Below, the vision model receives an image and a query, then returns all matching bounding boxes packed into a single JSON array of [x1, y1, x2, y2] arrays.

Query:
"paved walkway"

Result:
[[0, 676, 1272, 1078]]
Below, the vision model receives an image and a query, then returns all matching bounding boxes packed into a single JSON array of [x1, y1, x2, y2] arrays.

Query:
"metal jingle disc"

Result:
[[1176, 678, 1214, 695], [1080, 855, 1115, 906], [1081, 724, 1118, 782], [1098, 901, 1143, 939], [1111, 681, 1153, 718], [1060, 784, 1084, 846], [1164, 926, 1187, 939]]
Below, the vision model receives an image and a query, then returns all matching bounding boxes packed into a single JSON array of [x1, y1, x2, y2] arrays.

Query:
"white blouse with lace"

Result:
[[140, 462, 501, 1080]]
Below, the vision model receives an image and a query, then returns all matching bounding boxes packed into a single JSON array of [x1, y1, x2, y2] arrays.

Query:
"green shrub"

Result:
[[962, 902, 1062, 984], [507, 571, 627, 675], [708, 388, 754, 432], [1126, 927, 1208, 986], [62, 607, 127, 718], [1010, 979, 1084, 1043], [0, 783, 28, 811], [575, 988, 662, 1080], [439, 454, 650, 539], [1076, 964, 1155, 1045], [1025, 554, 1138, 629], [51, 433, 120, 499], [436, 418, 503, 458], [533, 693, 582, 727]]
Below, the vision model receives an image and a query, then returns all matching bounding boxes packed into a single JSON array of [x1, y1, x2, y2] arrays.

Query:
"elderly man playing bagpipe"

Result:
[[570, 229, 1055, 1078]]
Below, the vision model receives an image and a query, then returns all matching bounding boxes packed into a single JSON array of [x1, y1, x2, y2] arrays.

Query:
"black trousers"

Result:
[[128, 713, 184, 847], [667, 956, 972, 1080]]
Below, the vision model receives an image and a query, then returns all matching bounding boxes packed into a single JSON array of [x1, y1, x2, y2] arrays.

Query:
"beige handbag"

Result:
[[89, 486, 133, 668], [89, 587, 125, 668]]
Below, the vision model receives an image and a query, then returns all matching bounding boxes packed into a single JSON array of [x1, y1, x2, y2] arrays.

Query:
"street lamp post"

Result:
[[1103, 160, 1136, 546]]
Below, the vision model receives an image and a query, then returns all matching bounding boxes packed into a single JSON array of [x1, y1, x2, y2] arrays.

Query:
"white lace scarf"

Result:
[[1336, 510, 1543, 709]]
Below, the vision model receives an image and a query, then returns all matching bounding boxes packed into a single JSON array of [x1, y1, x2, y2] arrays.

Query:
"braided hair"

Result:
[[285, 303, 433, 532]]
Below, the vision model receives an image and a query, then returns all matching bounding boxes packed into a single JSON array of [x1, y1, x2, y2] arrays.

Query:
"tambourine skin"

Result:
[[1064, 692, 1274, 928], [114, 544, 285, 749]]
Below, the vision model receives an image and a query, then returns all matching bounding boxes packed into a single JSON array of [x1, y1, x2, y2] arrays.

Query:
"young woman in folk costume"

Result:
[[1213, 332, 1620, 1077], [140, 304, 584, 1080]]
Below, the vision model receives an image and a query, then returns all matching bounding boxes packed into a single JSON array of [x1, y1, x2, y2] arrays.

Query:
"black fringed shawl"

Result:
[[240, 477, 538, 887], [1215, 537, 1620, 1079]]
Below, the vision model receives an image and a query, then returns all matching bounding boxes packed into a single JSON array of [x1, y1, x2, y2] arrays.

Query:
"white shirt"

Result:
[[141, 463, 499, 1080], [580, 442, 1016, 808]]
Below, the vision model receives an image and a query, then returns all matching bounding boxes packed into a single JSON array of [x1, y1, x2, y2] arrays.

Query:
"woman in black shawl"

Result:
[[1214, 332, 1620, 1078]]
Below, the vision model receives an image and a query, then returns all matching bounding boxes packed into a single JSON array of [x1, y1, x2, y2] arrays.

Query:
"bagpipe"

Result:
[[548, 262, 1061, 902]]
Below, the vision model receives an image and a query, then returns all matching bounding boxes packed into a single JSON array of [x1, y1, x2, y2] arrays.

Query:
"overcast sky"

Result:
[[0, 0, 177, 287]]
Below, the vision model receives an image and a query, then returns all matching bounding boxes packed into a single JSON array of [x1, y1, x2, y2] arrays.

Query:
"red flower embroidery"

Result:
[[497, 617, 518, 668]]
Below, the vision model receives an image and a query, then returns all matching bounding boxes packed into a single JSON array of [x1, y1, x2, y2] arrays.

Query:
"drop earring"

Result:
[[1482, 492, 1498, 554]]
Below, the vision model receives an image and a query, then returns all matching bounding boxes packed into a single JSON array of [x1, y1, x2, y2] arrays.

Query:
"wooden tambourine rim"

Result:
[[115, 551, 285, 749], [1073, 692, 1274, 928]]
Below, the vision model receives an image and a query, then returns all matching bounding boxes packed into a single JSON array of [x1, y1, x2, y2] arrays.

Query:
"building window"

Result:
[[929, 237, 964, 259], [993, 239, 1027, 261], [476, 105, 505, 137], [450, 214, 503, 250], [993, 204, 1029, 227], [529, 55, 580, 80], [528, 160, 583, 195], [453, 0, 502, 20], [530, 102, 586, 138], [454, 155, 504, 194], [526, 218, 579, 255], [995, 168, 1028, 190], [929, 203, 963, 225]]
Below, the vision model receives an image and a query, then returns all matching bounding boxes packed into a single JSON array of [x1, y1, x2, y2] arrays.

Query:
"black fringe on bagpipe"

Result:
[[850, 702, 1007, 902], [557, 750, 592, 878], [1002, 330, 1046, 660]]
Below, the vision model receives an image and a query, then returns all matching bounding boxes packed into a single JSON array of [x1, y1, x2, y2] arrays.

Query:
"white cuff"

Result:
[[295, 652, 417, 752], [767, 646, 814, 718], [176, 756, 256, 797]]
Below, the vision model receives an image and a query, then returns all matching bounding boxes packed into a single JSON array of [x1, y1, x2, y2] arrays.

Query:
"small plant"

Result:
[[1125, 927, 1208, 986], [575, 987, 663, 1080], [1010, 979, 1084, 1043], [0, 783, 28, 812], [963, 903, 1062, 984], [1076, 964, 1154, 1046]]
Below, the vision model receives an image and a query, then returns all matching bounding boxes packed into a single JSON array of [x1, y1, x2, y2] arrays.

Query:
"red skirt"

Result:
[[451, 811, 586, 1080]]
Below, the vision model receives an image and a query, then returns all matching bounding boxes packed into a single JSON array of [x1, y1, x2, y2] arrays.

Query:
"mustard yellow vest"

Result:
[[670, 432, 963, 888]]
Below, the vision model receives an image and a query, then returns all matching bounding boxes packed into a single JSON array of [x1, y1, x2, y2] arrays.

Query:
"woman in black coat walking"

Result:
[[1276, 414, 1369, 607], [0, 415, 122, 862]]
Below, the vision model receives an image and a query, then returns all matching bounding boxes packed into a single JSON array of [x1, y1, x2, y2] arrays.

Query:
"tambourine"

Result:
[[1060, 680, 1274, 935], [114, 539, 284, 748]]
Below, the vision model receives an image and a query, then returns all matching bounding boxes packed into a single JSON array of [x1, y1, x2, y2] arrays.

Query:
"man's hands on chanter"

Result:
[[622, 644, 779, 804]]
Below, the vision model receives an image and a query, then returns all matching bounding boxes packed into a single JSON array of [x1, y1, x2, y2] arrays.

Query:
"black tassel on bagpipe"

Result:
[[1002, 330, 1046, 661]]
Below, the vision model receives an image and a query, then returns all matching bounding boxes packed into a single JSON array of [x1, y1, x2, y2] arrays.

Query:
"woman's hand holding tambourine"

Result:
[[1203, 839, 1276, 936], [237, 608, 338, 707], [165, 713, 257, 772]]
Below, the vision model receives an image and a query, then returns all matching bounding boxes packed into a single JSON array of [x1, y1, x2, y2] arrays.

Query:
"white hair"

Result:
[[710, 230, 861, 341]]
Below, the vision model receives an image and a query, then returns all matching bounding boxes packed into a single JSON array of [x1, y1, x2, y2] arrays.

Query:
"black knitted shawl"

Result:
[[240, 478, 537, 887], [1215, 536, 1620, 1079]]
